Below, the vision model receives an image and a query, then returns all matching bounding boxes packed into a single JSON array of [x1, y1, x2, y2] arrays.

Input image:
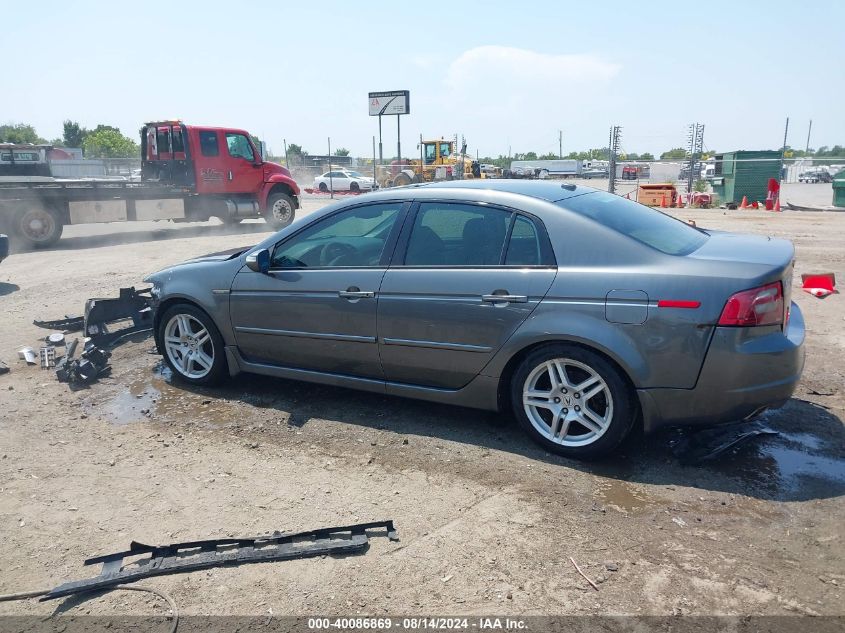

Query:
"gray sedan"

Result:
[[144, 181, 805, 458]]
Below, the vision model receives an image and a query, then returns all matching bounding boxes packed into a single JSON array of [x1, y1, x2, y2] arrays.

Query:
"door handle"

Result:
[[482, 293, 528, 303], [338, 289, 375, 299], [228, 170, 233, 180]]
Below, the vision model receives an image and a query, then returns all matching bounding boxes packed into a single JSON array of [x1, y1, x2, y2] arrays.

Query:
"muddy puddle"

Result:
[[594, 480, 661, 513], [99, 363, 235, 426]]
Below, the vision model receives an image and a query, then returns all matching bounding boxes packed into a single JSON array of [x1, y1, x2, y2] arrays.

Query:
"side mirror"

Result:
[[245, 248, 270, 273]]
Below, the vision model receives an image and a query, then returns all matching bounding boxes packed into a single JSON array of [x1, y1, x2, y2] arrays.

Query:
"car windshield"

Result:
[[559, 191, 708, 256]]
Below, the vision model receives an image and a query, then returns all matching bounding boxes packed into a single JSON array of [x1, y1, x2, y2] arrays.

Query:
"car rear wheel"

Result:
[[318, 182, 328, 192], [158, 303, 227, 386], [510, 344, 636, 459], [265, 192, 295, 229]]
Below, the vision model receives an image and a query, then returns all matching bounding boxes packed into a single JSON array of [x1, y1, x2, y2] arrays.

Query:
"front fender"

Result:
[[261, 174, 301, 208], [481, 302, 650, 388]]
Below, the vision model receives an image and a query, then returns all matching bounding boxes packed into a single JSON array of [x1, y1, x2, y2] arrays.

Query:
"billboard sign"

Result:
[[369, 90, 410, 116]]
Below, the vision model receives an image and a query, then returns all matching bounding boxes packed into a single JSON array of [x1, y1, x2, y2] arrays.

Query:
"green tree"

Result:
[[0, 123, 46, 144], [660, 147, 688, 159], [640, 152, 655, 160], [82, 126, 139, 158], [62, 120, 88, 148], [334, 147, 350, 157]]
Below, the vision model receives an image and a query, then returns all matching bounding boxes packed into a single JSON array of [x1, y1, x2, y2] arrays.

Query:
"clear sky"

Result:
[[6, 0, 843, 158]]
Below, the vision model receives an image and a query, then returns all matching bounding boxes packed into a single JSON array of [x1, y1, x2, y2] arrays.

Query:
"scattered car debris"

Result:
[[55, 339, 111, 386], [39, 346, 56, 369], [17, 347, 36, 365], [41, 520, 398, 601], [33, 315, 83, 332], [46, 332, 66, 346], [34, 286, 153, 348], [801, 273, 836, 298], [0, 361, 9, 376], [671, 420, 780, 465]]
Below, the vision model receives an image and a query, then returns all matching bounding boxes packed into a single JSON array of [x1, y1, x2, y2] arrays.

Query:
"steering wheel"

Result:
[[321, 241, 357, 266]]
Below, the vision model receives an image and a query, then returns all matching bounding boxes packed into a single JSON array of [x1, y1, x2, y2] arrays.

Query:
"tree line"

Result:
[[0, 121, 139, 159]]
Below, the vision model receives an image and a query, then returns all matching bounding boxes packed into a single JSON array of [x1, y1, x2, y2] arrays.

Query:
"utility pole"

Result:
[[805, 119, 812, 154], [328, 137, 333, 199], [779, 117, 789, 186], [608, 125, 622, 194], [559, 130, 563, 159]]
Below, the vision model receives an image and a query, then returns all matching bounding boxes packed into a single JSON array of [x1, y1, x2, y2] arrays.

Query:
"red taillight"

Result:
[[718, 282, 784, 327]]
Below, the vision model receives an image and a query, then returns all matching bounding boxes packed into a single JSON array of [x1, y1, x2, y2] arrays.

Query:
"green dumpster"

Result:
[[834, 170, 845, 207], [712, 150, 781, 205]]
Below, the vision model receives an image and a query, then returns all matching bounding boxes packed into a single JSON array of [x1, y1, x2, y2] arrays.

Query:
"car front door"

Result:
[[224, 132, 264, 194], [378, 201, 557, 389], [229, 201, 408, 379]]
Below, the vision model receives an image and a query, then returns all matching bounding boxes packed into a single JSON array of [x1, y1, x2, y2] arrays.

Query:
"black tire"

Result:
[[350, 181, 360, 193], [393, 172, 412, 187], [510, 343, 636, 459], [318, 182, 328, 192], [15, 205, 63, 248], [264, 192, 296, 229], [157, 303, 227, 387]]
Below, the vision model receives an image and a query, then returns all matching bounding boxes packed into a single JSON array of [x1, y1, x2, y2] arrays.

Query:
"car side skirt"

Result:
[[224, 346, 500, 411]]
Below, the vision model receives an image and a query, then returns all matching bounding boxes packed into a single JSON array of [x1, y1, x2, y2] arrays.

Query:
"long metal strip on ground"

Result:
[[42, 520, 398, 601]]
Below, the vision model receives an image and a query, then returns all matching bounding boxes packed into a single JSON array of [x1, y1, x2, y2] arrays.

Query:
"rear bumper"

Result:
[[638, 301, 805, 433]]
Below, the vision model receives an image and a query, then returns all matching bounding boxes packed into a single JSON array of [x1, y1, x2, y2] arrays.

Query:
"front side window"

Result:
[[560, 191, 708, 256], [199, 131, 219, 157], [226, 133, 255, 161], [424, 144, 436, 164], [404, 203, 512, 266], [271, 203, 403, 268], [439, 143, 452, 159]]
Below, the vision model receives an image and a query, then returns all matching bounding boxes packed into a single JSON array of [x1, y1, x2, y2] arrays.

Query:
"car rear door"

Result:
[[229, 201, 408, 379], [377, 201, 557, 389]]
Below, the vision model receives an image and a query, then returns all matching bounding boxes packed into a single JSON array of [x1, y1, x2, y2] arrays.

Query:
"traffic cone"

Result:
[[774, 197, 781, 212], [739, 195, 748, 210], [660, 193, 667, 208]]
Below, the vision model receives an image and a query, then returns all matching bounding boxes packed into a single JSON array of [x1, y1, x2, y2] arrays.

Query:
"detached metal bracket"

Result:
[[41, 520, 398, 601]]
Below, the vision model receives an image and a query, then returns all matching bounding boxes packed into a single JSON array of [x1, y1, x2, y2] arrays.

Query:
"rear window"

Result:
[[199, 131, 219, 157], [559, 192, 708, 256]]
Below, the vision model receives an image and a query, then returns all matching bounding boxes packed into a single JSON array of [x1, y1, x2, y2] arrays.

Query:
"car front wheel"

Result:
[[158, 303, 227, 386], [510, 344, 636, 459]]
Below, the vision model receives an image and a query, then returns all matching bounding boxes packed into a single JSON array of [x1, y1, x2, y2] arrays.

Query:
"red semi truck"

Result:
[[0, 121, 300, 247]]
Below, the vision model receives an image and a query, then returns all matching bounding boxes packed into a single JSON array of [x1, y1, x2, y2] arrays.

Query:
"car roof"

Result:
[[400, 179, 595, 202]]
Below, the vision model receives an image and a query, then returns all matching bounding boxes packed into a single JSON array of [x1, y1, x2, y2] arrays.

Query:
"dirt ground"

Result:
[[0, 185, 843, 620]]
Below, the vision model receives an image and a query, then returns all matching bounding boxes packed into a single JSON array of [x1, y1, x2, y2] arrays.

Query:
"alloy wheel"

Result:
[[163, 314, 215, 379], [523, 358, 614, 447]]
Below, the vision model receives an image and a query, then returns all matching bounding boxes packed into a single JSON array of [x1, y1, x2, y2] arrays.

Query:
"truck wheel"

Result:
[[265, 192, 295, 229], [16, 206, 63, 248], [393, 173, 412, 187]]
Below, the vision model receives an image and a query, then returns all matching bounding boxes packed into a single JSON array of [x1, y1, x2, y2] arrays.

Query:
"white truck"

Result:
[[508, 159, 582, 179]]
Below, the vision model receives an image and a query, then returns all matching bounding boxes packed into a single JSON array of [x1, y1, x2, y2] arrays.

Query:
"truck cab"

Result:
[[141, 121, 300, 227]]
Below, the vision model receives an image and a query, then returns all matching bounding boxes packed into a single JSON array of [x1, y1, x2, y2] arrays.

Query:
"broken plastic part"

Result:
[[41, 520, 398, 601]]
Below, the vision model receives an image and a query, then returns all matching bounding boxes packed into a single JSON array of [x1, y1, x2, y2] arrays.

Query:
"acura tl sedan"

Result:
[[144, 181, 805, 458]]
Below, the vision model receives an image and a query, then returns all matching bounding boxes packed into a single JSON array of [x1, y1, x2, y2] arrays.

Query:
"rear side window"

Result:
[[506, 215, 541, 265], [199, 131, 219, 157], [172, 128, 184, 153], [156, 128, 171, 154], [560, 191, 708, 256], [405, 203, 512, 266]]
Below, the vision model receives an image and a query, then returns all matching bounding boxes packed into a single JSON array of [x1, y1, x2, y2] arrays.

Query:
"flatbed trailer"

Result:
[[0, 121, 301, 248]]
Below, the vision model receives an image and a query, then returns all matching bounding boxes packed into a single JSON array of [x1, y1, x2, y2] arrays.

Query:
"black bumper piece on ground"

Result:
[[41, 520, 398, 601]]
